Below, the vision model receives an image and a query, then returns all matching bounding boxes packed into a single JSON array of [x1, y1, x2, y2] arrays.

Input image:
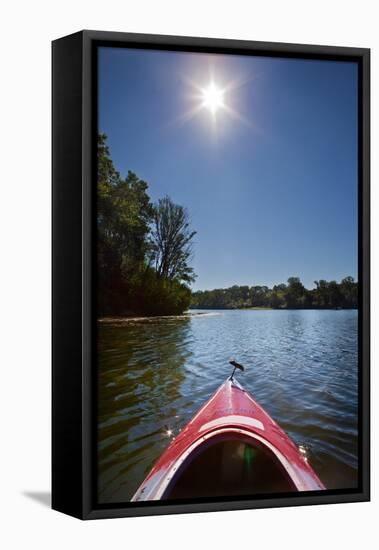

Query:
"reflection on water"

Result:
[[97, 309, 358, 503]]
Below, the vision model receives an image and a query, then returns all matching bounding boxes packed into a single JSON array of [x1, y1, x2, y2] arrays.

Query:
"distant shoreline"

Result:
[[98, 307, 357, 324], [191, 278, 358, 311], [190, 306, 357, 311]]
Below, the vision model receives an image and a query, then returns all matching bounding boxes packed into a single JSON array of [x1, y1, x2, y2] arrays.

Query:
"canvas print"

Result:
[[96, 47, 358, 504]]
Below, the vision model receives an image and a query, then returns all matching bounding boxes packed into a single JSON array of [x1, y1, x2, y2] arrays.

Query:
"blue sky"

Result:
[[98, 47, 358, 291]]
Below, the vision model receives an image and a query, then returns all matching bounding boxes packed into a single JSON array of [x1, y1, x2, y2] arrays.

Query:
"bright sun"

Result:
[[181, 74, 247, 129], [201, 82, 225, 114]]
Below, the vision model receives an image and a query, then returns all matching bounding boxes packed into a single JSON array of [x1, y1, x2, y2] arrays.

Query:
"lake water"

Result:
[[97, 309, 358, 503]]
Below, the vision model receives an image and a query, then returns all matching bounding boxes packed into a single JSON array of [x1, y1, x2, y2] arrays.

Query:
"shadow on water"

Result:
[[97, 310, 359, 504], [98, 317, 194, 503]]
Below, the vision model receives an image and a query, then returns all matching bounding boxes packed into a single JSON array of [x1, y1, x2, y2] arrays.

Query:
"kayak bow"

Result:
[[132, 375, 325, 501]]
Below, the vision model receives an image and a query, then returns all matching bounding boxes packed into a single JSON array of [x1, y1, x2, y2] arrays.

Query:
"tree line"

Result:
[[97, 134, 196, 316], [191, 277, 358, 310]]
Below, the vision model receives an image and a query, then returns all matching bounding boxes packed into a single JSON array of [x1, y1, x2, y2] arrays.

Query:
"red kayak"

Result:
[[132, 362, 325, 501]]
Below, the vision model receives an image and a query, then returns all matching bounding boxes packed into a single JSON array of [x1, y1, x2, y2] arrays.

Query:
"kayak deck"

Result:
[[132, 377, 325, 501]]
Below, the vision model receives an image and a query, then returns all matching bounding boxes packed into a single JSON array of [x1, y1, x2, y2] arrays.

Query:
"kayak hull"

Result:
[[132, 377, 325, 501]]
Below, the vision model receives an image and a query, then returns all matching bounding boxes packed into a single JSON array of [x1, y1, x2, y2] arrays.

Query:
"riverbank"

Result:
[[99, 306, 357, 324], [98, 311, 213, 324], [236, 307, 272, 310], [190, 306, 357, 311]]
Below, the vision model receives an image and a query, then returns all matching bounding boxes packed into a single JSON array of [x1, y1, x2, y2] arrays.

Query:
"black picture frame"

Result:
[[52, 30, 370, 520]]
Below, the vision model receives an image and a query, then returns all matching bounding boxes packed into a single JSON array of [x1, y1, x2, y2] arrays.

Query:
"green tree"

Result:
[[313, 280, 329, 308], [97, 134, 154, 315], [249, 286, 270, 307], [285, 277, 306, 308], [97, 135, 198, 316], [328, 280, 342, 308], [270, 285, 286, 308], [340, 276, 358, 308]]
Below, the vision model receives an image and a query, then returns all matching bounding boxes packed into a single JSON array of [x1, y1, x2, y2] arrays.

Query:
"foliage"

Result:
[[132, 267, 192, 315], [97, 134, 195, 316], [97, 135, 357, 316], [191, 277, 358, 310]]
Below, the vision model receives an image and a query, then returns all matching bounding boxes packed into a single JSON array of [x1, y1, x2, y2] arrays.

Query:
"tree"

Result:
[[191, 277, 358, 310], [97, 134, 153, 274], [151, 196, 197, 285], [285, 277, 306, 308], [270, 284, 286, 308], [250, 285, 270, 307], [340, 276, 357, 308], [313, 279, 329, 308], [97, 134, 152, 314], [327, 280, 342, 308], [96, 135, 198, 316]]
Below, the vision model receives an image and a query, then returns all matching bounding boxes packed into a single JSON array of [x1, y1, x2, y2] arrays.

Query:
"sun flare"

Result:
[[176, 72, 250, 130], [201, 82, 225, 114]]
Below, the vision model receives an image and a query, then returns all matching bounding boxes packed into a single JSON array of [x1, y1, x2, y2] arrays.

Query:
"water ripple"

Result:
[[97, 309, 358, 503]]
